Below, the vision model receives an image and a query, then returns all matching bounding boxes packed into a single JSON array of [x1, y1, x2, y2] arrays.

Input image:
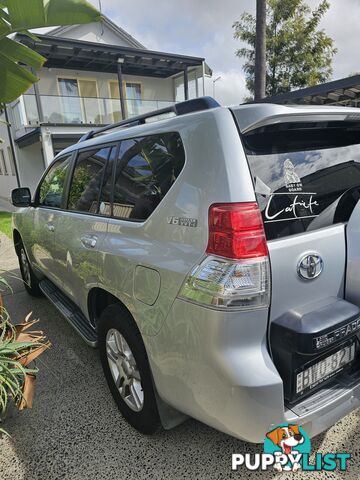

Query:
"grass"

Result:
[[0, 212, 12, 238]]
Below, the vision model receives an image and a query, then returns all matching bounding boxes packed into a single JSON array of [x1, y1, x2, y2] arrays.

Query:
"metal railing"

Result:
[[10, 94, 175, 130]]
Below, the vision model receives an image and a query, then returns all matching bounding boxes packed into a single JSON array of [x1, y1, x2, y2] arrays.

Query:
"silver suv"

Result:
[[11, 97, 360, 442]]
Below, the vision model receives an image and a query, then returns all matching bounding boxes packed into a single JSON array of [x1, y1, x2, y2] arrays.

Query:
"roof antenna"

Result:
[[98, 0, 104, 36]]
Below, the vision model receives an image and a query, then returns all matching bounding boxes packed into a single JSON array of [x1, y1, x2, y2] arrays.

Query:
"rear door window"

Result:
[[242, 121, 360, 240], [68, 146, 111, 213]]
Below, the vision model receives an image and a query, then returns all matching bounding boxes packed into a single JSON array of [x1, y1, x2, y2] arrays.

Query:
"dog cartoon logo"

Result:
[[264, 424, 311, 472]]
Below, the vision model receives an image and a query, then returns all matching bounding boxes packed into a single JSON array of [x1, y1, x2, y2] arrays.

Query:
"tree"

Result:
[[0, 0, 101, 104], [254, 0, 267, 100], [233, 0, 337, 98]]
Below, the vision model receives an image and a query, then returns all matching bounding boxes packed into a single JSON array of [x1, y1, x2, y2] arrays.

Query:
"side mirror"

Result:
[[11, 187, 32, 207]]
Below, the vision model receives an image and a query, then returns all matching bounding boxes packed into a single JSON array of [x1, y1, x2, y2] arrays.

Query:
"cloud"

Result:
[[91, 0, 251, 103], [309, 0, 360, 79], [37, 0, 360, 103], [204, 70, 247, 106]]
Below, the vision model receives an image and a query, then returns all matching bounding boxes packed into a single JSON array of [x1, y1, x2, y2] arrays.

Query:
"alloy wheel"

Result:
[[106, 328, 144, 412], [20, 248, 31, 287]]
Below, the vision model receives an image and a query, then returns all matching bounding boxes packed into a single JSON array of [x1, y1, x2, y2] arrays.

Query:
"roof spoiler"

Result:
[[78, 96, 220, 143]]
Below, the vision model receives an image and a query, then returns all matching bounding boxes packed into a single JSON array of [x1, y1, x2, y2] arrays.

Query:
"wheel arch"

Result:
[[88, 287, 138, 331]]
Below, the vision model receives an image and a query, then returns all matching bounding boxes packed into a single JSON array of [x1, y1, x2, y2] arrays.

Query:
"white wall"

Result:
[[15, 142, 45, 196], [52, 22, 140, 48], [0, 112, 18, 201], [37, 68, 175, 102]]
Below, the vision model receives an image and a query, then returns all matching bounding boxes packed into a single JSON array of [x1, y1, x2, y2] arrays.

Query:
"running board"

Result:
[[39, 278, 98, 347]]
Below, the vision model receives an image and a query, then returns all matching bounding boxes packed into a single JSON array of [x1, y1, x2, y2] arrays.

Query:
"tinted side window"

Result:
[[39, 156, 71, 208], [68, 147, 110, 212], [112, 133, 185, 220]]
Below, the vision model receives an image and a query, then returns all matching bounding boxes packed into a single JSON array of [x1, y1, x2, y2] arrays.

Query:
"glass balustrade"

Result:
[[10, 94, 175, 130]]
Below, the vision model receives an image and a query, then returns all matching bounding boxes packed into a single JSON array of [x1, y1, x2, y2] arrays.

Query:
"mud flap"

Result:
[[150, 372, 189, 430]]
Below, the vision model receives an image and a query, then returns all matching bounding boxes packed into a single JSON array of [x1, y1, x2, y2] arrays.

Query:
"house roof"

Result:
[[262, 75, 360, 107], [48, 15, 145, 49], [16, 33, 205, 78]]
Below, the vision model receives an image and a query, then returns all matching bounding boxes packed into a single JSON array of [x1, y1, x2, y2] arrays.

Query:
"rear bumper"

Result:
[[147, 298, 360, 443], [286, 370, 360, 438]]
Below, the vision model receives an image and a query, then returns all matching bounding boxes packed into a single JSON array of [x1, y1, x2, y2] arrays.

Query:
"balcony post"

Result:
[[41, 128, 54, 167], [117, 58, 126, 120], [3, 105, 20, 187], [31, 68, 44, 123], [184, 67, 189, 100]]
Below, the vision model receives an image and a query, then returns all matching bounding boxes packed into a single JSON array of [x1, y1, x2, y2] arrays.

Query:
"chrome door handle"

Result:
[[45, 223, 55, 232], [80, 235, 97, 248]]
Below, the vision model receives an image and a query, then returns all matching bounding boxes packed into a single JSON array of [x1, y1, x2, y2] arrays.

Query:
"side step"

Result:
[[39, 278, 98, 347]]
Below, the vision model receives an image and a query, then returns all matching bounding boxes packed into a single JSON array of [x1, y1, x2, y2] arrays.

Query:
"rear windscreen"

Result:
[[242, 121, 360, 240]]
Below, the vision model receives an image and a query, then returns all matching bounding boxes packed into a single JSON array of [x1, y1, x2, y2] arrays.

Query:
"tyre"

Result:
[[98, 304, 160, 434], [17, 241, 42, 297]]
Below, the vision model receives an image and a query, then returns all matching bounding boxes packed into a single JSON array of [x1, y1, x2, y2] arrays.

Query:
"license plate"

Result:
[[296, 343, 356, 394]]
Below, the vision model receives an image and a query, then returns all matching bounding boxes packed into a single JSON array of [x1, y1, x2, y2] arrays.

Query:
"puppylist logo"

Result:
[[232, 423, 351, 473]]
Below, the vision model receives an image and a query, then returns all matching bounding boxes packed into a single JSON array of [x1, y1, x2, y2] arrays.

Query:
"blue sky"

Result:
[[38, 0, 360, 104]]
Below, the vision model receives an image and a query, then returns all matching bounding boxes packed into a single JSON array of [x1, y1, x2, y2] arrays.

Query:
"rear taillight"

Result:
[[179, 202, 270, 310], [207, 202, 268, 259]]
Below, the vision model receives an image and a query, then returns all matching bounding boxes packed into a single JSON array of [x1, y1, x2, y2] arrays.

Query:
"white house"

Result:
[[0, 16, 211, 203]]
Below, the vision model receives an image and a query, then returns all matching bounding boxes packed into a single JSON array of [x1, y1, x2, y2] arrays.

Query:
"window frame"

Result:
[[57, 76, 100, 125], [33, 131, 185, 222]]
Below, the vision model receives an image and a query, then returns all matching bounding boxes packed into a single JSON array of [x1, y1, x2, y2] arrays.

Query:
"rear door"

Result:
[[239, 118, 360, 402], [53, 145, 116, 318]]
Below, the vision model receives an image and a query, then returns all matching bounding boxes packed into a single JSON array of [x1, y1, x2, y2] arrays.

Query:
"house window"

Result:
[[109, 81, 142, 119], [58, 78, 99, 124], [7, 147, 16, 176], [0, 150, 8, 175], [125, 82, 142, 117], [109, 81, 122, 123]]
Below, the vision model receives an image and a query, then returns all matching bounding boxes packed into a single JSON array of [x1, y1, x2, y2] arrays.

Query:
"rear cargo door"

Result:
[[237, 118, 360, 401], [239, 120, 360, 319]]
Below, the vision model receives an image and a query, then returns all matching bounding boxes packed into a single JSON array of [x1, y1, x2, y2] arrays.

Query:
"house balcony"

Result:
[[10, 94, 175, 136]]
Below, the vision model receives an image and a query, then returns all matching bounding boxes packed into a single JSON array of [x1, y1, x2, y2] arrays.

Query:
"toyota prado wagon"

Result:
[[11, 97, 360, 443]]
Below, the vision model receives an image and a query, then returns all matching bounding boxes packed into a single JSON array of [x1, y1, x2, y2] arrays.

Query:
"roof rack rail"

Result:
[[78, 96, 220, 143]]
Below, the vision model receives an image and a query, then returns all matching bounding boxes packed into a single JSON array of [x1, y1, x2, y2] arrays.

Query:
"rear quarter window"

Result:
[[108, 132, 185, 221], [242, 121, 360, 240]]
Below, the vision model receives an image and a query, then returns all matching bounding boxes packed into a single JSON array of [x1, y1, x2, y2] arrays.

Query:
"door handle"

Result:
[[80, 234, 97, 249], [45, 223, 55, 232]]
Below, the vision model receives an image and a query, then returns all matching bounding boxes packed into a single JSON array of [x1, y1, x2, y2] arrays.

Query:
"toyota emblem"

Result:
[[297, 253, 323, 280]]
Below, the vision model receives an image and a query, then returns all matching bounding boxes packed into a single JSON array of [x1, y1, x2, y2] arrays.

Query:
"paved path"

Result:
[[0, 234, 359, 479], [0, 197, 15, 212]]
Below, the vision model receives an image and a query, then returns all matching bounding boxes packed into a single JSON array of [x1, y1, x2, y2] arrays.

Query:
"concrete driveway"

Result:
[[0, 233, 359, 480]]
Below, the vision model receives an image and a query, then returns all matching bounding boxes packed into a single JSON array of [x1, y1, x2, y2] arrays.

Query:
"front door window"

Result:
[[38, 156, 71, 208]]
